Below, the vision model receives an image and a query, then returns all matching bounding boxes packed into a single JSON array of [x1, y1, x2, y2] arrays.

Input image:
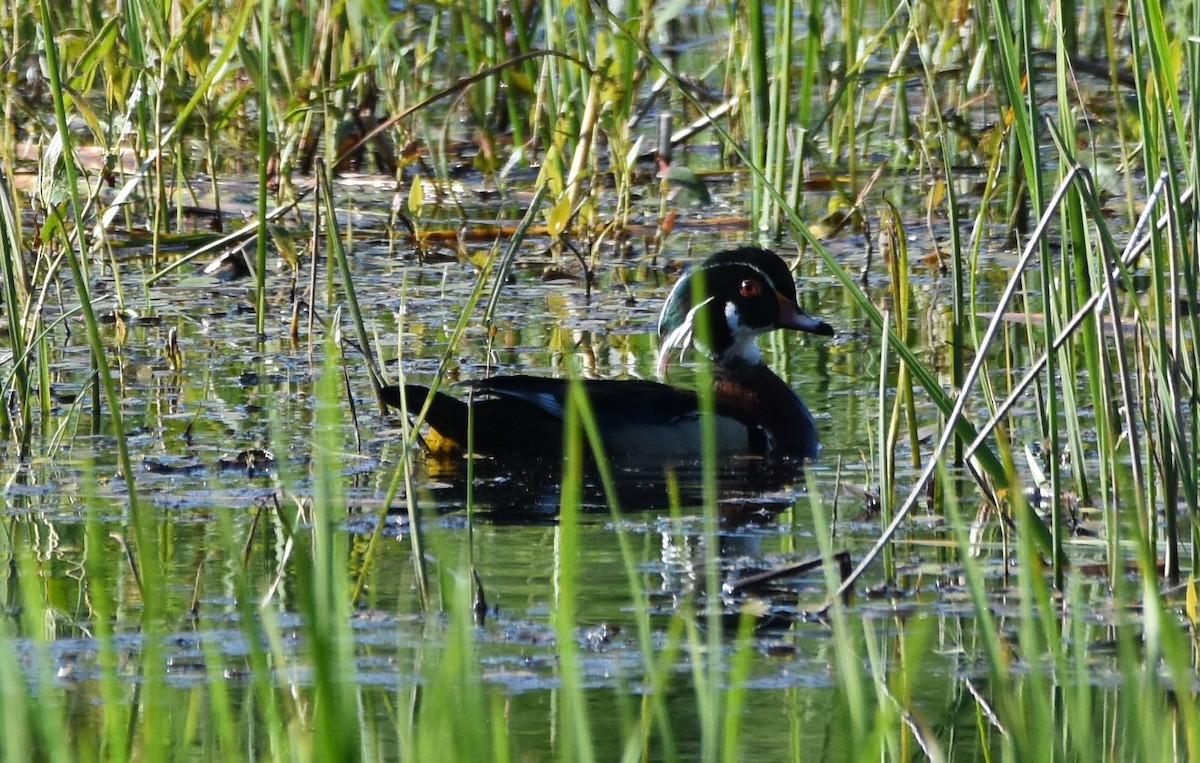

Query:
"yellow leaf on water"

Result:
[[1186, 576, 1198, 625], [928, 179, 946, 209], [543, 197, 572, 238], [407, 177, 424, 215], [537, 145, 564, 196]]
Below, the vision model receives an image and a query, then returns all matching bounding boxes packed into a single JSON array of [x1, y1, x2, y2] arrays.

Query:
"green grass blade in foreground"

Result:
[[720, 611, 758, 762], [0, 615, 33, 758], [807, 475, 871, 749], [213, 485, 289, 758], [301, 334, 361, 759], [1063, 577, 1096, 761], [567, 378, 678, 759], [1, 523, 70, 763], [321, 160, 387, 409], [938, 463, 1008, 696], [411, 562, 497, 760], [555, 390, 597, 763], [680, 269, 724, 763], [81, 453, 133, 758], [1005, 431, 1059, 753]]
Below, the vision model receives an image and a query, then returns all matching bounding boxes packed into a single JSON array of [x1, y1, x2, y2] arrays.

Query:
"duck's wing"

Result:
[[473, 375, 699, 421], [382, 380, 565, 457], [384, 376, 761, 459], [476, 376, 759, 458]]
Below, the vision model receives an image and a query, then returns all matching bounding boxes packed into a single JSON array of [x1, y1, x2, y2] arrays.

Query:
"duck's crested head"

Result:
[[656, 246, 832, 374]]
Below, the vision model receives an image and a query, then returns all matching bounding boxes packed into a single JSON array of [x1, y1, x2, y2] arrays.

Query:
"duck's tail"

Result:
[[381, 384, 472, 452]]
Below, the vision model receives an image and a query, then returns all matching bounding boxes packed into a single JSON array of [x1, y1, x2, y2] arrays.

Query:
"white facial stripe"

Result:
[[658, 257, 794, 372], [656, 296, 713, 374], [724, 300, 739, 330], [731, 261, 775, 291]]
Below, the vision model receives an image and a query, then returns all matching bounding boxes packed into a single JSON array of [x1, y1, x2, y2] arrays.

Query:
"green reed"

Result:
[[692, 272, 729, 763], [303, 337, 361, 759], [570, 378, 693, 760], [554, 391, 597, 762], [1090, 0, 1200, 578], [0, 172, 31, 455], [254, 0, 272, 336], [745, 0, 770, 229]]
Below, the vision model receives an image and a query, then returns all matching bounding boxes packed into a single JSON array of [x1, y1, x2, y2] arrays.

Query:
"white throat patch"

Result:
[[723, 301, 763, 364]]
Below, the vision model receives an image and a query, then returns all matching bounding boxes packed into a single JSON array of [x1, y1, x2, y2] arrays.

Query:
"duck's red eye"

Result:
[[739, 279, 762, 298]]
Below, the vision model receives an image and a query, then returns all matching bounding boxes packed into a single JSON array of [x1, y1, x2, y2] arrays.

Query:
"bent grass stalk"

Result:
[[830, 167, 1090, 604]]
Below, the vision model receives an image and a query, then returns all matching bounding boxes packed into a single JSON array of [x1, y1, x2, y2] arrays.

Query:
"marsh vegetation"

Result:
[[1, 1, 1199, 760]]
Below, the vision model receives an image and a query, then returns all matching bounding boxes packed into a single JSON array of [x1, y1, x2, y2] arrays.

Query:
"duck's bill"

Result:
[[777, 294, 834, 336]]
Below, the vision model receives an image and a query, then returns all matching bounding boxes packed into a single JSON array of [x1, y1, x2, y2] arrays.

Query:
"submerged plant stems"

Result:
[[689, 271, 726, 763]]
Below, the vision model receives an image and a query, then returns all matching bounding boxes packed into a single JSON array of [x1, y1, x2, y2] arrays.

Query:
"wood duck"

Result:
[[382, 246, 832, 461]]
